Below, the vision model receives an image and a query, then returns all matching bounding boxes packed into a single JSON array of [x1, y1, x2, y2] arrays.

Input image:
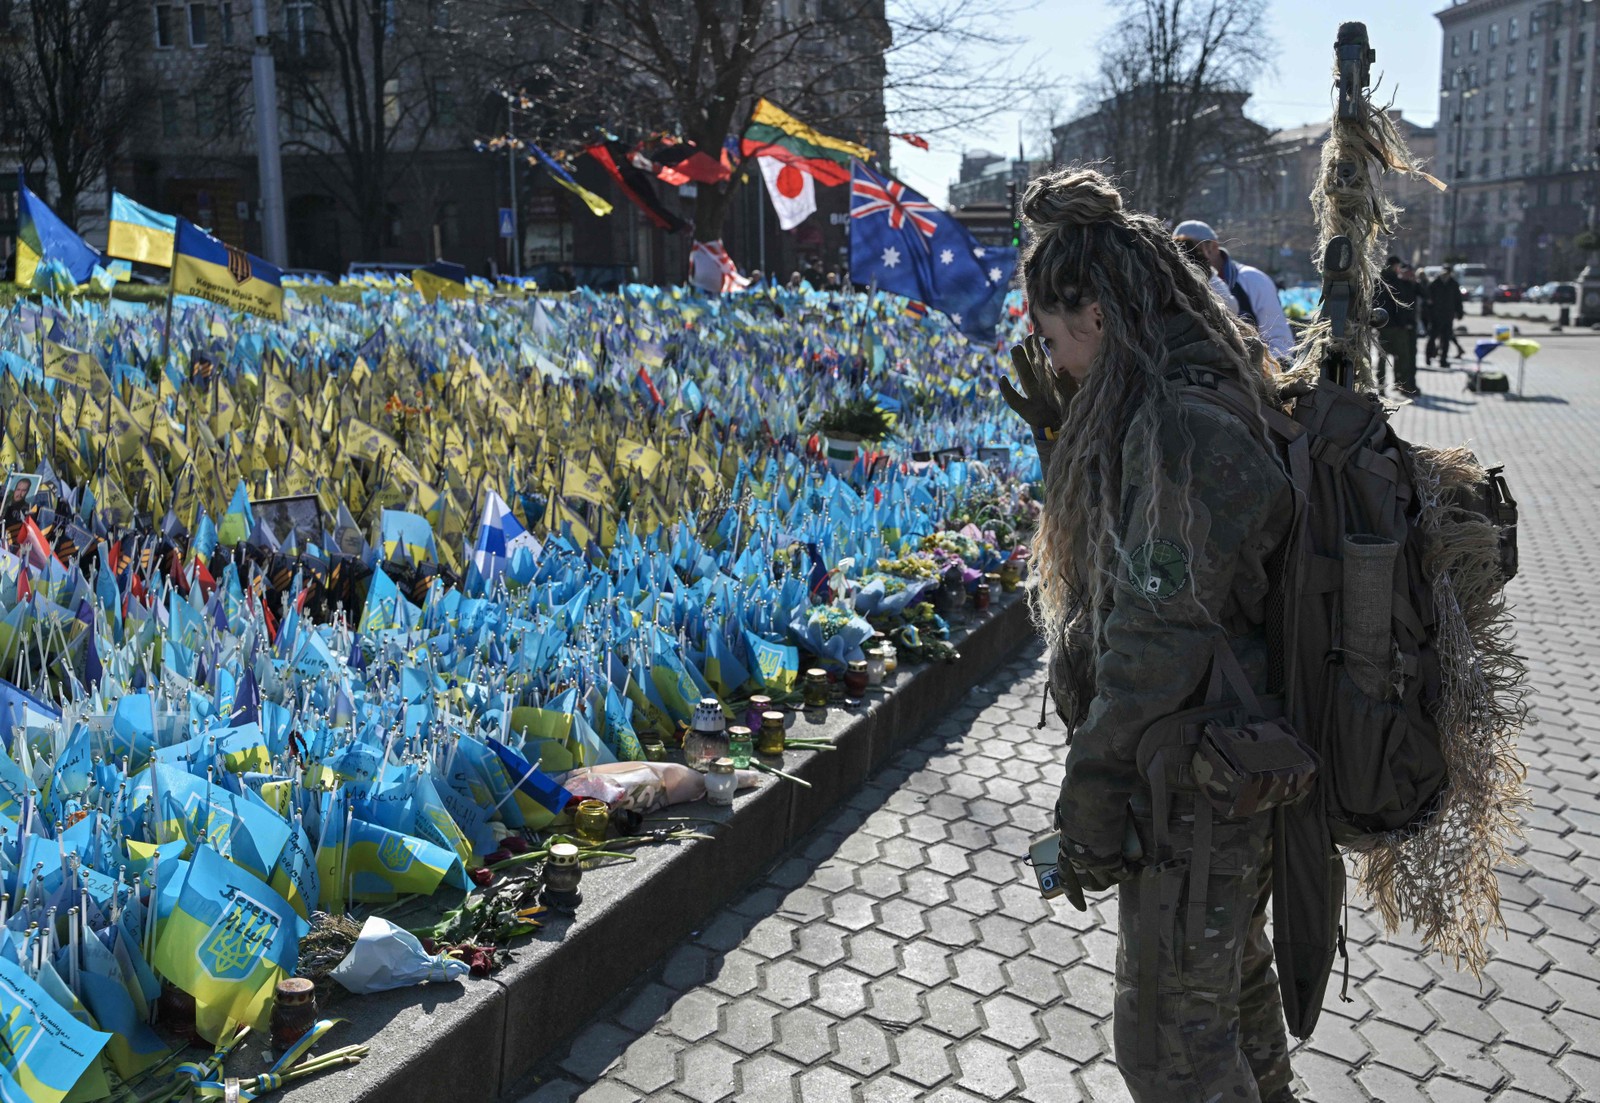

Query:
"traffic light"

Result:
[[1006, 180, 1021, 247]]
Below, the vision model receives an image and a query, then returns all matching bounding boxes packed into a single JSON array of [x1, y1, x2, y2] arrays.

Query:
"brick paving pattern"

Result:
[[514, 329, 1600, 1102]]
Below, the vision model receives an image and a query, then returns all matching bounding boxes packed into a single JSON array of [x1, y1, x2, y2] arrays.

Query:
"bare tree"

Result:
[[0, 0, 144, 222], [1062, 0, 1272, 219], [520, 0, 1045, 244], [260, 0, 524, 255]]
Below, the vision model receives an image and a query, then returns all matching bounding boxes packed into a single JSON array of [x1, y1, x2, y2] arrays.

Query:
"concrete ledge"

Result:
[[261, 591, 1034, 1101]]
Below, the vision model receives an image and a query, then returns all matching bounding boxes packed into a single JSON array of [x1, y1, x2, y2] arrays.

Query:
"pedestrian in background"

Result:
[[1172, 219, 1295, 363], [1424, 263, 1465, 367], [1376, 256, 1420, 395], [1000, 167, 1297, 1103]]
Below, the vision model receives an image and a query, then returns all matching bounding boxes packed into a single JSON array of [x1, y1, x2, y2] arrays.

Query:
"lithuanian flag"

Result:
[[107, 191, 177, 267], [171, 217, 284, 321], [740, 99, 874, 187]]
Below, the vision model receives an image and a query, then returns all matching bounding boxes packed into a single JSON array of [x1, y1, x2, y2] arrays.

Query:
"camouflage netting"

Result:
[[1290, 73, 1443, 393], [1354, 447, 1529, 974]]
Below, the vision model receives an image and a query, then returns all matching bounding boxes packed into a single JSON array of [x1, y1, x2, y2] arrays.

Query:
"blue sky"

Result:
[[891, 0, 1447, 205]]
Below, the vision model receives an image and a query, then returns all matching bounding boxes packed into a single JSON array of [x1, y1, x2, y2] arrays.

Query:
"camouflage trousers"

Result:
[[1113, 796, 1295, 1103]]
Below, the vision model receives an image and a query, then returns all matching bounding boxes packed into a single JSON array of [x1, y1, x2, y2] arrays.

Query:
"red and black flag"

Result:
[[641, 140, 731, 186], [585, 140, 689, 233]]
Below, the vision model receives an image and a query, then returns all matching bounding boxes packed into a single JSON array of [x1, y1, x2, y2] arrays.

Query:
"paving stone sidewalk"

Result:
[[512, 335, 1600, 1103]]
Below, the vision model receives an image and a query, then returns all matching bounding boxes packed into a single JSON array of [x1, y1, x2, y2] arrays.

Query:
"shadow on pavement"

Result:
[[498, 656, 1044, 1102]]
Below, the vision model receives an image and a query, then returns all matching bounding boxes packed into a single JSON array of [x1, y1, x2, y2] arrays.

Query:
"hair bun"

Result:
[[1022, 168, 1124, 229]]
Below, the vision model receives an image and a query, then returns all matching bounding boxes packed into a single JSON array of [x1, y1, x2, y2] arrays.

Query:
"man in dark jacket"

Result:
[[1376, 257, 1420, 394], [1424, 266, 1465, 367]]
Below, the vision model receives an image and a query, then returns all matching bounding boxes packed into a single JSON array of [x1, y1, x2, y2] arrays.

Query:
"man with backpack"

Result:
[[1174, 220, 1296, 363]]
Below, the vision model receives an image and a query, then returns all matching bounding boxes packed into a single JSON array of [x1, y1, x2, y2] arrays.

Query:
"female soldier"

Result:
[[1000, 167, 1299, 1102]]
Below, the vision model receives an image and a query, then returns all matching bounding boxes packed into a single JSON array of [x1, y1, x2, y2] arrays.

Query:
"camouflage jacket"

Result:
[[1049, 386, 1293, 862]]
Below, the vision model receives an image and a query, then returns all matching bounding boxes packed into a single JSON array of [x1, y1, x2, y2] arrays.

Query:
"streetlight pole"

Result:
[[250, 0, 288, 266], [506, 97, 520, 279]]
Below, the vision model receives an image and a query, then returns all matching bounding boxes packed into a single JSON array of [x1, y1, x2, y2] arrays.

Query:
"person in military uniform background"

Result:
[[1000, 167, 1299, 1102]]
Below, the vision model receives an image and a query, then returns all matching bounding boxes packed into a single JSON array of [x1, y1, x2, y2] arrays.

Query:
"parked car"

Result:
[[1522, 282, 1549, 302], [1550, 282, 1578, 304], [1493, 284, 1522, 302]]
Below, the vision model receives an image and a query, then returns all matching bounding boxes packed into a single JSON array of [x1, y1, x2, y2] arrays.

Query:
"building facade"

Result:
[[1435, 0, 1600, 285], [8, 0, 886, 284]]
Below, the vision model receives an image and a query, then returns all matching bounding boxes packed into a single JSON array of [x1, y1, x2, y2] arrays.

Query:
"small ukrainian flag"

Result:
[[171, 217, 285, 321], [107, 191, 177, 267]]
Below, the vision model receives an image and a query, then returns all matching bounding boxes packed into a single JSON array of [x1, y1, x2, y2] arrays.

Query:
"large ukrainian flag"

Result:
[[170, 217, 285, 321], [13, 171, 100, 289], [107, 192, 177, 267]]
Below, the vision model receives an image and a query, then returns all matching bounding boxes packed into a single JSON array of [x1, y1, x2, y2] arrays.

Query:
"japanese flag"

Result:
[[758, 156, 816, 231]]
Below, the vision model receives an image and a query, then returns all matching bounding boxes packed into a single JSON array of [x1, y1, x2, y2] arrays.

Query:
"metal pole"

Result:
[[250, 0, 288, 266], [507, 100, 520, 279], [757, 170, 766, 274]]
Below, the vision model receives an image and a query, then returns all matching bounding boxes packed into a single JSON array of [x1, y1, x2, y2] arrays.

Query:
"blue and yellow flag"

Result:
[[341, 816, 465, 903], [527, 141, 614, 218], [743, 628, 799, 695], [171, 217, 284, 321], [14, 172, 100, 289], [151, 845, 308, 1041], [0, 956, 112, 1103], [107, 192, 177, 267]]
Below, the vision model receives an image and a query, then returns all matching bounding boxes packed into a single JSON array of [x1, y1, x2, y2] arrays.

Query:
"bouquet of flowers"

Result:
[[851, 572, 936, 618], [790, 604, 877, 664]]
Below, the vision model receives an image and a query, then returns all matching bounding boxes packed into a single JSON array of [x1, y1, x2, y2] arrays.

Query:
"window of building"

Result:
[[1485, 90, 1495, 115], [194, 92, 216, 138], [1490, 24, 1499, 48], [1530, 9, 1542, 35], [1508, 17, 1518, 43], [1547, 110, 1558, 136], [1507, 88, 1516, 112], [436, 202, 459, 250], [1551, 38, 1561, 63], [0, 0, 11, 32], [1529, 47, 1538, 71], [155, 3, 174, 47], [1470, 28, 1480, 53], [384, 204, 402, 247], [383, 78, 400, 127], [1479, 158, 1490, 177], [1501, 154, 1511, 176], [219, 0, 232, 43], [1470, 65, 1479, 87], [187, 2, 206, 46], [1561, 179, 1573, 204], [1579, 31, 1588, 56], [1528, 83, 1537, 105], [427, 0, 448, 29], [286, 87, 310, 132], [1503, 120, 1512, 147], [1499, 190, 1508, 213], [285, 0, 313, 53], [1507, 53, 1517, 76], [1451, 34, 1460, 58], [161, 91, 180, 136], [1489, 59, 1498, 82], [431, 78, 455, 127], [1549, 74, 1559, 99]]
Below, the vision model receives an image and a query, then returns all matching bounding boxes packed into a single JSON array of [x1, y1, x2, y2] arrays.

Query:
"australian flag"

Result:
[[848, 161, 1017, 340]]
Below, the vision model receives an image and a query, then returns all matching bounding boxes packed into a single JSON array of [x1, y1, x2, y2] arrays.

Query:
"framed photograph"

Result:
[[251, 494, 324, 550], [978, 446, 1010, 464]]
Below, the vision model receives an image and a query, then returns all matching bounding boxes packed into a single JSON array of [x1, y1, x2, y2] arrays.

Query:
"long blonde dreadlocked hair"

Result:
[[1022, 168, 1278, 656]]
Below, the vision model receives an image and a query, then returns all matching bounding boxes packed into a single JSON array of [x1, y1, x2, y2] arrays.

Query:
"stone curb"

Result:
[[262, 590, 1037, 1101]]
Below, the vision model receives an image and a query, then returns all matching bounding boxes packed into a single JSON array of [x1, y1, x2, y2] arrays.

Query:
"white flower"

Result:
[[881, 246, 901, 268]]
